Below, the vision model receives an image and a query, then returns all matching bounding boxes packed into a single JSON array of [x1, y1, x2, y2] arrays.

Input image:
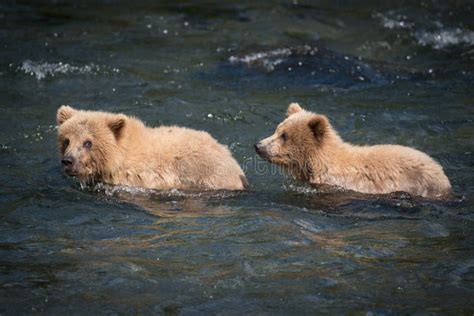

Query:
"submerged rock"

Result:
[[218, 44, 403, 89]]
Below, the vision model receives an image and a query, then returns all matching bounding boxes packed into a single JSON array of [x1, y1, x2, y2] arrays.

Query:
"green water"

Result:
[[1, 1, 473, 314]]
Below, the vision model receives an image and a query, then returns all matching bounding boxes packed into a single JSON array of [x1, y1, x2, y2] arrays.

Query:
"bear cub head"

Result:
[[56, 105, 126, 185], [255, 103, 336, 178]]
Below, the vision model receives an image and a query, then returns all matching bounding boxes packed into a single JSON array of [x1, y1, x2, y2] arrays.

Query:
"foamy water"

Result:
[[375, 13, 474, 50], [95, 183, 189, 197], [415, 28, 474, 49]]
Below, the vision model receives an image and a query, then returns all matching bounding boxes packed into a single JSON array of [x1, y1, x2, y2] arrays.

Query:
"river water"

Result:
[[1, 1, 473, 314]]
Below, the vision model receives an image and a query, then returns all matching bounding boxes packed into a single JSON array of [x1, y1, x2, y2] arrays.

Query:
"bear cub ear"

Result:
[[57, 105, 77, 125], [286, 102, 303, 117], [107, 115, 127, 140], [308, 115, 329, 141]]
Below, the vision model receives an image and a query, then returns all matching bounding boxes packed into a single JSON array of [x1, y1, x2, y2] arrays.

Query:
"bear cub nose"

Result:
[[254, 142, 262, 154], [61, 156, 74, 166]]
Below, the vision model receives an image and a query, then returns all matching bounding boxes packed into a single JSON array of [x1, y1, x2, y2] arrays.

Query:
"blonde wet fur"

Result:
[[255, 103, 451, 198], [57, 105, 247, 190]]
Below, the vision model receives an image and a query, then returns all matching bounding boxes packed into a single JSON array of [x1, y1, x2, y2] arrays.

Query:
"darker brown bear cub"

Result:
[[57, 105, 247, 190], [255, 103, 452, 198]]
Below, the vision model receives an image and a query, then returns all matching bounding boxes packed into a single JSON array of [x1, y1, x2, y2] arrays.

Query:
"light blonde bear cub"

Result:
[[57, 105, 247, 190], [255, 103, 451, 198]]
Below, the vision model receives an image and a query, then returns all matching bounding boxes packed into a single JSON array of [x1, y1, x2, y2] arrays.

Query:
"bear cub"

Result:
[[255, 103, 451, 198], [57, 105, 247, 190]]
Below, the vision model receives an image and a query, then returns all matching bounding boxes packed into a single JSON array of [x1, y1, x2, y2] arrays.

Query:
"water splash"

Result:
[[415, 28, 474, 49], [89, 182, 241, 200], [17, 60, 120, 80], [374, 12, 474, 50], [283, 182, 347, 195], [229, 45, 318, 72], [96, 183, 189, 197], [373, 12, 413, 30], [21, 124, 57, 144]]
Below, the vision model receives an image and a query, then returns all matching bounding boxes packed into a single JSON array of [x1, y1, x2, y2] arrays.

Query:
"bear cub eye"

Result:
[[280, 132, 288, 142], [62, 138, 70, 151], [83, 140, 92, 149]]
